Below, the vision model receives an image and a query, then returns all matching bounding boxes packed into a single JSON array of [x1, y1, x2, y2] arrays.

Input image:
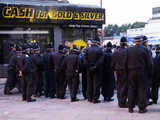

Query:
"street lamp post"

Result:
[[100, 0, 102, 8]]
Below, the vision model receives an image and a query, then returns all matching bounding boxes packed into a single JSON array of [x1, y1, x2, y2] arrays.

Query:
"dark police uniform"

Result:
[[31, 47, 44, 97], [112, 37, 128, 107], [22, 51, 36, 102], [79, 48, 88, 99], [53, 47, 66, 99], [43, 46, 56, 98], [126, 36, 153, 113], [85, 43, 104, 103], [4, 55, 17, 94], [102, 45, 115, 102], [4, 46, 22, 95], [62, 49, 80, 102], [150, 47, 160, 104]]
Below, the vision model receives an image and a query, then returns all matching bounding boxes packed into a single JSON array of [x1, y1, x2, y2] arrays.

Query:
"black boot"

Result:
[[27, 98, 36, 102], [128, 108, 134, 113], [104, 97, 114, 102], [93, 99, 100, 104], [139, 108, 147, 113], [22, 95, 26, 101], [119, 104, 128, 108], [88, 98, 92, 102], [71, 98, 79, 102]]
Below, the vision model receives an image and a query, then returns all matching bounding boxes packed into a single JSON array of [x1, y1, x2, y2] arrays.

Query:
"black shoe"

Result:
[[84, 97, 87, 100], [50, 96, 56, 99], [153, 101, 157, 104], [88, 98, 92, 102], [148, 101, 153, 105], [104, 98, 114, 102], [93, 99, 100, 104], [59, 96, 66, 99], [71, 98, 79, 102], [119, 104, 128, 108], [27, 98, 36, 102], [139, 108, 147, 113], [150, 100, 157, 104], [22, 97, 26, 101], [45, 94, 49, 98], [128, 108, 134, 113]]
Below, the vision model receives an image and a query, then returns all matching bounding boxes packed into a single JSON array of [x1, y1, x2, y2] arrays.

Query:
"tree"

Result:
[[104, 22, 146, 37]]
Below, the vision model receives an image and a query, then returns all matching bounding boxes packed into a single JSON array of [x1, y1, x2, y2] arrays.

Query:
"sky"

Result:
[[68, 0, 160, 26]]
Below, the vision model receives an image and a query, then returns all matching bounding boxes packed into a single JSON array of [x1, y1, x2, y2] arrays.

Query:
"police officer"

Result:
[[53, 45, 66, 99], [15, 46, 23, 93], [126, 36, 153, 113], [85, 40, 104, 103], [31, 44, 44, 97], [9, 44, 16, 60], [43, 44, 56, 98], [79, 47, 88, 99], [21, 44, 36, 102], [112, 37, 128, 107], [62, 46, 80, 102], [102, 42, 115, 102], [150, 47, 160, 104], [4, 45, 22, 95]]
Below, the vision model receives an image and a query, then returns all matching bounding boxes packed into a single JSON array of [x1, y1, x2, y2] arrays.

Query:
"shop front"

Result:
[[0, 1, 105, 77]]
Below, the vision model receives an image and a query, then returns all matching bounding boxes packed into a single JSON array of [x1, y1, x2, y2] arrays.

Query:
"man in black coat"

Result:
[[150, 47, 160, 104], [126, 36, 153, 113], [85, 41, 104, 103], [43, 44, 56, 98], [79, 47, 88, 100], [9, 44, 16, 60], [112, 37, 128, 108], [31, 44, 44, 97], [4, 45, 22, 95], [53, 45, 66, 99], [102, 42, 115, 102], [62, 46, 80, 102], [21, 45, 36, 102]]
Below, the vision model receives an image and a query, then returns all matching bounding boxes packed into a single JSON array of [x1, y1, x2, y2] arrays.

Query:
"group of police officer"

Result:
[[3, 36, 160, 114]]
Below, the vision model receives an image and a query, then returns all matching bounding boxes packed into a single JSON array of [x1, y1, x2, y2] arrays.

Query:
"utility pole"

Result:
[[100, 0, 102, 8]]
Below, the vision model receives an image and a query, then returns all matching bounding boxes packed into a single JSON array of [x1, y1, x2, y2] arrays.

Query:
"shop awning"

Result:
[[0, 30, 49, 34], [0, 0, 105, 26]]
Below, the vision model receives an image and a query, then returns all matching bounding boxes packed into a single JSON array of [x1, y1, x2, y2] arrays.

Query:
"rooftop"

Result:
[[0, 0, 100, 8]]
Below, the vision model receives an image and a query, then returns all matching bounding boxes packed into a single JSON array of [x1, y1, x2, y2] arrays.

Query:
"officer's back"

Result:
[[86, 45, 103, 64], [54, 52, 65, 70], [63, 49, 79, 75], [127, 44, 150, 71]]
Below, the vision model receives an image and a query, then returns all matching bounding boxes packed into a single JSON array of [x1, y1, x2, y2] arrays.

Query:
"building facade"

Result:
[[0, 0, 105, 77], [127, 7, 160, 45]]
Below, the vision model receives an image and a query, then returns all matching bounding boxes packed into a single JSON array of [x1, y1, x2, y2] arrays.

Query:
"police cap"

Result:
[[106, 42, 112, 48], [134, 36, 148, 42], [120, 37, 127, 43], [156, 47, 160, 53], [16, 45, 22, 52], [58, 44, 64, 51]]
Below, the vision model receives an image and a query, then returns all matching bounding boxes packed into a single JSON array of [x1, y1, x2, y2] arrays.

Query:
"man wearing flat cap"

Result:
[[126, 36, 153, 113]]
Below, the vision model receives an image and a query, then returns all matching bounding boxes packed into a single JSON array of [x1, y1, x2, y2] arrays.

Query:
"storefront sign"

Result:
[[0, 4, 105, 25]]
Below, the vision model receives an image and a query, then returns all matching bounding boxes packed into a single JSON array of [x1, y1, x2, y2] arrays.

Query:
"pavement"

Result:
[[0, 78, 160, 120]]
